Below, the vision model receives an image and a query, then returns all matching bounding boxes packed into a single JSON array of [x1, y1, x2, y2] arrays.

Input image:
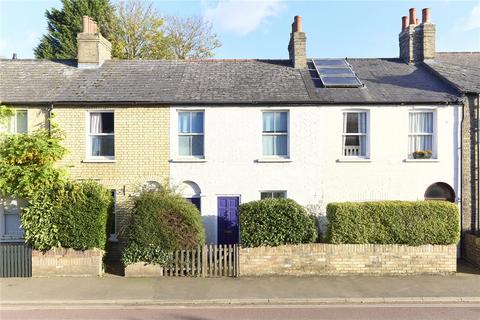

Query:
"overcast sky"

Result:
[[0, 0, 479, 59]]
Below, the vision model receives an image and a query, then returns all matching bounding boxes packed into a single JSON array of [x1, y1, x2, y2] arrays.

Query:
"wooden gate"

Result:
[[0, 242, 32, 277], [163, 244, 239, 277]]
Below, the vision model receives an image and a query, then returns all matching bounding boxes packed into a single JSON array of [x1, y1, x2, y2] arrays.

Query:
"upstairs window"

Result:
[[1, 110, 27, 134], [260, 191, 287, 200], [178, 111, 204, 157], [409, 111, 434, 159], [88, 112, 115, 159], [262, 111, 288, 157], [342, 112, 368, 157]]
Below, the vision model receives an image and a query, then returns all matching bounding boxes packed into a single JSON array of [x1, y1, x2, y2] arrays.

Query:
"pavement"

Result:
[[1, 260, 479, 308]]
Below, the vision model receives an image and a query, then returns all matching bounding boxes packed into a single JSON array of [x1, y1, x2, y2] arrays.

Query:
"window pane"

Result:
[[275, 135, 288, 156], [344, 135, 360, 156], [272, 192, 286, 198], [262, 136, 274, 155], [191, 112, 204, 133], [263, 112, 274, 132], [178, 112, 191, 133], [260, 192, 272, 199], [275, 112, 288, 132], [179, 135, 191, 156], [345, 113, 359, 133], [5, 214, 23, 236], [191, 135, 204, 156], [16, 111, 28, 133], [409, 112, 433, 133], [101, 113, 114, 133], [409, 135, 433, 156], [91, 135, 114, 157]]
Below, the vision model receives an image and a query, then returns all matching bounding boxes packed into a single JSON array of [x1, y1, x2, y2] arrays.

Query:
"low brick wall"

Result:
[[240, 244, 456, 276], [464, 233, 480, 268], [124, 262, 164, 277], [32, 248, 104, 277]]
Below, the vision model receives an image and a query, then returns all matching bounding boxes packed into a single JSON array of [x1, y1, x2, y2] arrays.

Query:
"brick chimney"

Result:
[[288, 16, 307, 69], [399, 8, 435, 63], [77, 16, 111, 68]]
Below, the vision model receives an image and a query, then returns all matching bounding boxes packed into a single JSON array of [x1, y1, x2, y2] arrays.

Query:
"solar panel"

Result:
[[312, 58, 363, 88]]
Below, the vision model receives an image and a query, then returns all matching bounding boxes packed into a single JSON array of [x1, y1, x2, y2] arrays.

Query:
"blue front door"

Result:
[[217, 197, 239, 244]]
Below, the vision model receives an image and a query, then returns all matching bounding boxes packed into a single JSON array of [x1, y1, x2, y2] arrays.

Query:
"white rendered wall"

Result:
[[169, 105, 461, 244]]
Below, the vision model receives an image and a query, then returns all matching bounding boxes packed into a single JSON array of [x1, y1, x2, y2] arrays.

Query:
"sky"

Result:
[[0, 0, 479, 60]]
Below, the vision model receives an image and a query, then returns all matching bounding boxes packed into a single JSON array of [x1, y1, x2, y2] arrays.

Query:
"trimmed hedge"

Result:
[[22, 180, 111, 251], [122, 189, 205, 265], [239, 198, 317, 247], [326, 201, 460, 245]]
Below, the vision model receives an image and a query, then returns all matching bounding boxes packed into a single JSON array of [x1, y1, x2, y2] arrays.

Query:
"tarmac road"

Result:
[[2, 303, 480, 320]]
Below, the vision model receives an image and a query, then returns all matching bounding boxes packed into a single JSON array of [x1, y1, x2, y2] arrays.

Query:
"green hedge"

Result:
[[326, 201, 460, 245], [22, 180, 111, 251], [239, 198, 317, 247], [122, 189, 205, 265]]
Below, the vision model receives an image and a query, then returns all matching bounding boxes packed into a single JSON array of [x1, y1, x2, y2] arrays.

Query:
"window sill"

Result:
[[0, 237, 25, 243], [403, 159, 439, 163], [82, 159, 116, 163], [256, 158, 292, 163], [170, 158, 207, 163], [108, 234, 118, 242], [336, 158, 371, 163]]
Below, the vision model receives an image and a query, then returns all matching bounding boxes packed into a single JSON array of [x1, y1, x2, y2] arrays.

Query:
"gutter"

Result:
[[47, 103, 53, 136]]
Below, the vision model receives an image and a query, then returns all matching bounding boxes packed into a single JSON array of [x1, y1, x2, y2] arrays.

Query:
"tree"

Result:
[[164, 15, 221, 59], [34, 0, 116, 59], [111, 0, 171, 59]]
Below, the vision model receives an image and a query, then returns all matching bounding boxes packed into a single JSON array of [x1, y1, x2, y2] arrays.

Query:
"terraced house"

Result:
[[0, 9, 477, 261]]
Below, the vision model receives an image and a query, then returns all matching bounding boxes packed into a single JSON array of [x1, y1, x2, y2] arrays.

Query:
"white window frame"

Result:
[[260, 190, 287, 199], [177, 110, 205, 158], [261, 110, 289, 158], [1, 109, 28, 134], [408, 110, 436, 159], [86, 111, 115, 161], [0, 198, 25, 241], [341, 110, 369, 159]]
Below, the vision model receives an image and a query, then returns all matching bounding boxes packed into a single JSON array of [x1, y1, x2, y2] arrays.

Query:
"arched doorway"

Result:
[[424, 182, 455, 202]]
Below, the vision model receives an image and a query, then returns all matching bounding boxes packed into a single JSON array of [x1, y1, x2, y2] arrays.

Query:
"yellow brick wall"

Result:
[[20, 105, 170, 258]]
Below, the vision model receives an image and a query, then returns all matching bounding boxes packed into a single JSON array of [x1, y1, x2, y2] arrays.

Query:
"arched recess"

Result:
[[424, 182, 455, 203], [180, 181, 202, 211]]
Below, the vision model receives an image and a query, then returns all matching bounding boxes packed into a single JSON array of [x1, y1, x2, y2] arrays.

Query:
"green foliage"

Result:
[[239, 198, 318, 247], [0, 128, 67, 198], [326, 201, 460, 245], [22, 180, 111, 251], [34, 0, 116, 59], [0, 105, 15, 126], [122, 189, 205, 265]]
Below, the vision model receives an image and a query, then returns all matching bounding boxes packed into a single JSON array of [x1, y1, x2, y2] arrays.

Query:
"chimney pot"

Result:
[[422, 8, 430, 23], [82, 16, 89, 33], [294, 15, 302, 32], [402, 16, 408, 31], [409, 8, 416, 25], [416, 18, 419, 25]]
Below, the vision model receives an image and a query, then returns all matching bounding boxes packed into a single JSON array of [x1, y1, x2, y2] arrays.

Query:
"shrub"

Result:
[[22, 180, 111, 251], [122, 189, 205, 265], [326, 201, 460, 245], [239, 198, 317, 247]]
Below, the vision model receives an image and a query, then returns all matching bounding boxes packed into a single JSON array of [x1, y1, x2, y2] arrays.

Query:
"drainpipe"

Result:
[[47, 104, 53, 136]]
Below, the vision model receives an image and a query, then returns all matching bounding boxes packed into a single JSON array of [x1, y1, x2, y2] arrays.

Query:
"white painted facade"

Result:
[[169, 104, 461, 244]]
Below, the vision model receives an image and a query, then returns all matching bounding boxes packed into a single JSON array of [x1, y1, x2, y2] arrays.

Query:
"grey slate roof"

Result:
[[426, 52, 480, 94], [0, 57, 460, 105]]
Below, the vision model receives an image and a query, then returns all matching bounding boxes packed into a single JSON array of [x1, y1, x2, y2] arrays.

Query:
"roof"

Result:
[[426, 52, 480, 94], [0, 58, 460, 105]]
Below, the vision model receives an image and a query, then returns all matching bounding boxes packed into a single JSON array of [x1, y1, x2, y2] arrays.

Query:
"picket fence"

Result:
[[162, 244, 239, 277]]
